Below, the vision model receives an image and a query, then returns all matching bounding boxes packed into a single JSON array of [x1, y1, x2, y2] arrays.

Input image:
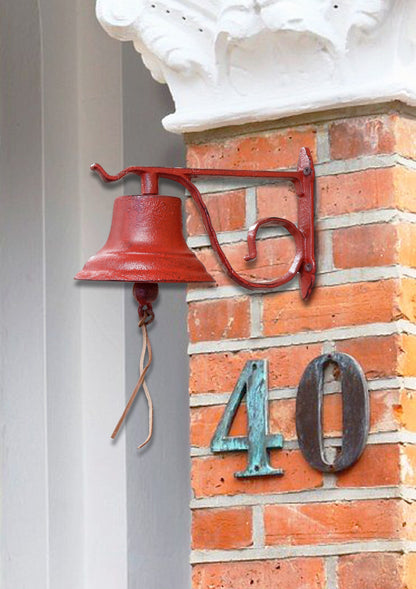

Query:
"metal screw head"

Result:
[[305, 263, 313, 272], [303, 167, 312, 176]]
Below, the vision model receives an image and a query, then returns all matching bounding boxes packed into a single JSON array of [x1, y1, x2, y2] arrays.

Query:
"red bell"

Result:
[[75, 193, 213, 284], [75, 191, 213, 447]]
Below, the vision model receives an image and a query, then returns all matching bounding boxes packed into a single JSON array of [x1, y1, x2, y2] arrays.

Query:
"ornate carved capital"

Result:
[[96, 0, 416, 133]]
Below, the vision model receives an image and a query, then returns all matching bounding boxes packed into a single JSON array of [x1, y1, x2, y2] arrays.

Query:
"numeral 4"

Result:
[[210, 360, 284, 478]]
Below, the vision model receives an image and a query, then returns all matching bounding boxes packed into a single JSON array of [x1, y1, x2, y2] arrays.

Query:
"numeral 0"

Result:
[[296, 352, 369, 472]]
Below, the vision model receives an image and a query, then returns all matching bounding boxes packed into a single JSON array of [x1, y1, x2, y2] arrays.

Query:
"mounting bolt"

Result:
[[303, 167, 312, 176], [305, 263, 313, 272]]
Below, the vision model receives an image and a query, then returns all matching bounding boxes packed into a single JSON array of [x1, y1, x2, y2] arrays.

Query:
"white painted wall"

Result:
[[122, 44, 190, 589], [0, 2, 189, 588]]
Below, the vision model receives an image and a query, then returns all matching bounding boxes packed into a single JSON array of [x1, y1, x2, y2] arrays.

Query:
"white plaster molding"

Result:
[[96, 0, 416, 133]]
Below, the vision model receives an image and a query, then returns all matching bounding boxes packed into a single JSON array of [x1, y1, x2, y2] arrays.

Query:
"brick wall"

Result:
[[185, 109, 416, 589]]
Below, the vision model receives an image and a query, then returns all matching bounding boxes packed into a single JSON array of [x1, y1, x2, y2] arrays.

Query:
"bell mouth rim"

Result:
[[74, 274, 215, 284]]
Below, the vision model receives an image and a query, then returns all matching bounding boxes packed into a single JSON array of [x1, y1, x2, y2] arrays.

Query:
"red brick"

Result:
[[399, 278, 416, 323], [338, 335, 416, 380], [263, 281, 396, 336], [399, 224, 416, 267], [188, 297, 250, 342], [186, 128, 317, 170], [336, 336, 399, 380], [405, 553, 416, 589], [192, 507, 252, 550], [257, 182, 298, 225], [395, 167, 416, 213], [191, 451, 323, 498], [403, 501, 416, 540], [397, 389, 416, 432], [189, 344, 322, 395], [186, 190, 246, 236], [336, 444, 400, 488], [264, 500, 402, 546], [317, 167, 416, 218], [338, 553, 404, 589], [190, 404, 247, 448], [402, 445, 416, 487], [394, 115, 416, 160], [192, 558, 325, 589], [332, 224, 397, 269], [317, 168, 395, 217], [399, 334, 416, 377], [329, 116, 395, 160]]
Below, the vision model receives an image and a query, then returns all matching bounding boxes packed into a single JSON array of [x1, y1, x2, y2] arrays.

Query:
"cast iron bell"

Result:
[[75, 193, 213, 284], [75, 189, 213, 447]]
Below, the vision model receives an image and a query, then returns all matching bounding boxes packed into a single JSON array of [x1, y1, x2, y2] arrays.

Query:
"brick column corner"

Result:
[[186, 108, 416, 589]]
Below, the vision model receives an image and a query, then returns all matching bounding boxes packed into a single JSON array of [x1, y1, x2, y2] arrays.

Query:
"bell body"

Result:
[[75, 194, 213, 283]]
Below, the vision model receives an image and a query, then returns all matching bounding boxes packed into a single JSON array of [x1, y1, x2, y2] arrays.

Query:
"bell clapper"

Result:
[[133, 282, 159, 325], [111, 282, 158, 447]]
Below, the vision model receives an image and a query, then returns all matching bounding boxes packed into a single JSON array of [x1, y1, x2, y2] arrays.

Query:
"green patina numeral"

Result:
[[210, 360, 284, 478]]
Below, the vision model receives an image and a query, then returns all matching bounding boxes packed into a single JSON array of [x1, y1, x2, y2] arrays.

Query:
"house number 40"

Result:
[[210, 353, 369, 478]]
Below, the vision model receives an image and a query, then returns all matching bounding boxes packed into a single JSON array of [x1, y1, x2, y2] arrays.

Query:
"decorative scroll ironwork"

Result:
[[91, 146, 316, 299]]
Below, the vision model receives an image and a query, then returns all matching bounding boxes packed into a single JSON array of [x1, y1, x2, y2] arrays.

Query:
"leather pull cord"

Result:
[[111, 310, 154, 448]]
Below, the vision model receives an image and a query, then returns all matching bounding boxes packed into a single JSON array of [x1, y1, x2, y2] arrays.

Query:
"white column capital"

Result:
[[96, 0, 416, 133]]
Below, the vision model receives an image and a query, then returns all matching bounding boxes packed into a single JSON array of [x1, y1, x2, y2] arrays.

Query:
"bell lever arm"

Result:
[[91, 163, 159, 195], [90, 147, 315, 298]]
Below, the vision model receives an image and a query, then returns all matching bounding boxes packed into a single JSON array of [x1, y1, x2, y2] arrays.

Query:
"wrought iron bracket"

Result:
[[91, 147, 315, 298]]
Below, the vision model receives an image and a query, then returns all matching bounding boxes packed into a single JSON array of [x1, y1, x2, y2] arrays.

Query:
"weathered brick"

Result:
[[186, 189, 246, 236], [399, 278, 416, 323], [192, 558, 325, 589], [338, 335, 416, 380], [317, 168, 394, 218], [263, 281, 396, 336], [338, 553, 404, 589], [332, 224, 397, 269], [396, 389, 416, 432], [402, 445, 416, 487], [336, 336, 399, 379], [186, 127, 317, 170], [264, 500, 403, 546], [329, 116, 395, 160], [395, 167, 416, 213], [398, 224, 416, 267], [191, 451, 323, 498], [394, 115, 416, 160], [399, 334, 416, 377], [404, 553, 416, 589], [403, 501, 416, 540], [257, 182, 298, 225], [191, 404, 247, 448], [192, 507, 252, 550], [188, 297, 250, 342], [317, 166, 416, 218], [189, 344, 322, 395], [336, 444, 400, 488]]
